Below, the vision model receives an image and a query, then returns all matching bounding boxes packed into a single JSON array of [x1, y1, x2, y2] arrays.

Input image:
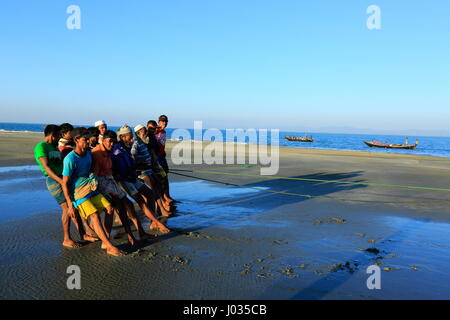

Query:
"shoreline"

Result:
[[1, 131, 449, 168]]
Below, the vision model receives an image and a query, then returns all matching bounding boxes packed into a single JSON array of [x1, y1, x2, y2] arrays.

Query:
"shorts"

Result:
[[97, 175, 126, 199], [119, 179, 145, 197], [46, 176, 66, 205], [158, 156, 169, 173], [77, 194, 112, 219]]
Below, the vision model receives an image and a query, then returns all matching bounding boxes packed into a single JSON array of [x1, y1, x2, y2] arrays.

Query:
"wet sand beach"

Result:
[[1, 131, 450, 299]]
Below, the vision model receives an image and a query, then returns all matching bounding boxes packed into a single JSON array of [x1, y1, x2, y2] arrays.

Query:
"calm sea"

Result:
[[1, 122, 450, 159]]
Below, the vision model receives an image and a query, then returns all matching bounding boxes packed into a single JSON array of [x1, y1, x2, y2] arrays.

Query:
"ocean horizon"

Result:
[[1, 122, 450, 159]]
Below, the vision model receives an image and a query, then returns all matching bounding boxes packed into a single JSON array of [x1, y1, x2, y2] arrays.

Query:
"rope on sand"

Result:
[[170, 168, 450, 193], [170, 170, 450, 204]]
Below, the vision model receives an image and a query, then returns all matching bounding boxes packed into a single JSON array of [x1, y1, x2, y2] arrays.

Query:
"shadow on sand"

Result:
[[118, 170, 367, 251]]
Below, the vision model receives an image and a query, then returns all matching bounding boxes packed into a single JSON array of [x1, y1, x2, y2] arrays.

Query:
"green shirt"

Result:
[[34, 141, 63, 176]]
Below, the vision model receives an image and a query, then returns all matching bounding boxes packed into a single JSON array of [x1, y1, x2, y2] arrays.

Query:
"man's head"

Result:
[[72, 127, 89, 153], [146, 120, 157, 135], [134, 124, 147, 139], [158, 115, 168, 129], [60, 123, 74, 140], [101, 130, 117, 151], [95, 120, 107, 135], [44, 124, 61, 145], [87, 127, 100, 148], [117, 125, 133, 147]]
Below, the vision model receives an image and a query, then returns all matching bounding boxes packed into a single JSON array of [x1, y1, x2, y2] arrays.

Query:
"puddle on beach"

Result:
[[0, 166, 58, 222], [170, 180, 265, 202], [375, 216, 450, 272], [0, 165, 40, 174], [277, 214, 450, 299], [167, 180, 268, 230]]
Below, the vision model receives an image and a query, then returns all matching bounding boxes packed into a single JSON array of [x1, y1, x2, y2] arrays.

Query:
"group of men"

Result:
[[34, 115, 176, 256]]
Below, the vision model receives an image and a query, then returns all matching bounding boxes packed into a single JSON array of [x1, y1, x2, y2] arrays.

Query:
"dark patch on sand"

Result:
[[357, 247, 381, 254], [272, 240, 288, 245], [314, 217, 347, 225], [327, 261, 358, 274]]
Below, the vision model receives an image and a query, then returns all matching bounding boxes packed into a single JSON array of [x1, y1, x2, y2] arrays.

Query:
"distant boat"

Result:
[[285, 136, 314, 142], [364, 140, 418, 150]]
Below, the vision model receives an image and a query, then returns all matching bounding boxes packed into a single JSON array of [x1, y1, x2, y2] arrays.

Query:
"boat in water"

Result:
[[285, 136, 314, 142], [364, 139, 418, 150]]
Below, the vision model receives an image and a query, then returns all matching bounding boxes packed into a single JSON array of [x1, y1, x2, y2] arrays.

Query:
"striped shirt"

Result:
[[131, 137, 153, 167]]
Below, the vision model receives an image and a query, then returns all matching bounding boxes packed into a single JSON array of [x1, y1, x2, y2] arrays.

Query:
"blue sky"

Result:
[[1, 0, 449, 134]]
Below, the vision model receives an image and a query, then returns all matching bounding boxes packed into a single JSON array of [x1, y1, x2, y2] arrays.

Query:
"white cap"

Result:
[[134, 124, 145, 134], [117, 125, 131, 137], [95, 120, 106, 127]]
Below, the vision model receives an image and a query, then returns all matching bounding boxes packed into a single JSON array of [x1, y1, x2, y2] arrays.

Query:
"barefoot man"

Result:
[[111, 125, 170, 233], [34, 124, 97, 248], [147, 120, 174, 208], [92, 130, 151, 244], [61, 127, 124, 256], [132, 124, 173, 217], [154, 115, 177, 204]]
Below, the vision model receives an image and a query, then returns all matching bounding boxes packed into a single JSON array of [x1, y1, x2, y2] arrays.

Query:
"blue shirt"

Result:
[[62, 150, 99, 207], [111, 142, 138, 183]]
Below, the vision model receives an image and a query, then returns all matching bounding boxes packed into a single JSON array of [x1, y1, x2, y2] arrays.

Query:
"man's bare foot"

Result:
[[150, 221, 169, 233], [150, 221, 158, 230], [101, 242, 107, 249], [83, 234, 99, 242], [159, 226, 170, 233], [106, 246, 125, 256], [62, 239, 82, 248], [151, 222, 170, 233]]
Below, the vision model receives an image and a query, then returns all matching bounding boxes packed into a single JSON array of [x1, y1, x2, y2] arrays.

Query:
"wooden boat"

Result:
[[285, 136, 314, 142], [364, 140, 418, 150]]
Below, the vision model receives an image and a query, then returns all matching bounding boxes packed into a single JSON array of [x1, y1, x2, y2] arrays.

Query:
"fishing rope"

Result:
[[170, 171, 450, 204], [171, 168, 450, 193]]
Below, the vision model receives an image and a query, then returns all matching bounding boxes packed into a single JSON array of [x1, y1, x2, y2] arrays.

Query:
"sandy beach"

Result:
[[1, 131, 450, 299]]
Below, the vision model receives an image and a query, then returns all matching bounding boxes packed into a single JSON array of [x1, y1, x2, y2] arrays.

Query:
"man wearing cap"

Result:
[[111, 125, 170, 233], [155, 115, 177, 203], [131, 125, 172, 217], [94, 120, 107, 145], [92, 130, 151, 245]]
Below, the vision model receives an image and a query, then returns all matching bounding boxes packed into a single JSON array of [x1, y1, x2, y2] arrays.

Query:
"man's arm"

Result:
[[61, 155, 76, 218], [61, 175, 75, 218], [149, 149, 163, 171], [38, 157, 63, 184]]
